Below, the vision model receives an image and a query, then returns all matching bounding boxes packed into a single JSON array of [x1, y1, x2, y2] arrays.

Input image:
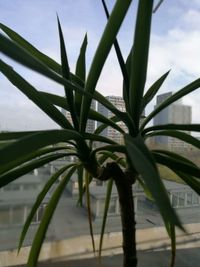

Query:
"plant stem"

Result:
[[109, 163, 137, 267]]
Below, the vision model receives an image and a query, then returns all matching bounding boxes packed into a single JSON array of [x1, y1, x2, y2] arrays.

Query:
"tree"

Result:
[[1, 0, 200, 266]]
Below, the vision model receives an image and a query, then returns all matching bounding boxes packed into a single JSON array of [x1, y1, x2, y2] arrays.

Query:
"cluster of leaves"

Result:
[[1, 0, 200, 266]]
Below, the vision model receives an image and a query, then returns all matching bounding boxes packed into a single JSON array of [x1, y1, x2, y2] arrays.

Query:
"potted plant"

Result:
[[1, 1, 200, 266]]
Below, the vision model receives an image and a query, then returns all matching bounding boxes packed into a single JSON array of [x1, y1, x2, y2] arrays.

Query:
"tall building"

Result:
[[97, 96, 127, 144], [61, 100, 96, 133], [153, 92, 192, 151]]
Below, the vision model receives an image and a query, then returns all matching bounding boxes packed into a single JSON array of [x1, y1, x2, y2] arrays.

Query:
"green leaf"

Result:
[[0, 129, 85, 174], [89, 110, 124, 134], [174, 171, 200, 195], [145, 130, 200, 150], [0, 23, 82, 85], [93, 91, 135, 131], [75, 34, 87, 115], [0, 153, 68, 188], [0, 144, 73, 177], [0, 131, 40, 140], [57, 16, 70, 79], [39, 92, 69, 110], [27, 166, 77, 267], [136, 175, 153, 200], [18, 163, 76, 251], [101, 0, 129, 112], [165, 222, 176, 267], [0, 34, 134, 129], [124, 134, 182, 228], [84, 133, 117, 145], [142, 77, 200, 129], [43, 87, 131, 131], [0, 33, 64, 82], [40, 92, 125, 133], [94, 115, 119, 135], [92, 144, 126, 158], [154, 150, 200, 200], [0, 59, 72, 129], [80, 0, 132, 131], [153, 151, 200, 178], [152, 149, 197, 167], [98, 151, 126, 168], [75, 34, 87, 82], [141, 70, 170, 112], [129, 0, 153, 129], [40, 91, 124, 133], [143, 123, 200, 135], [0, 23, 62, 74], [123, 48, 132, 113], [57, 16, 79, 130], [99, 179, 113, 258]]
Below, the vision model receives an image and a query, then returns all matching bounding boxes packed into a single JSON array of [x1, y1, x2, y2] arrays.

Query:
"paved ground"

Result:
[[2, 192, 200, 266], [18, 248, 200, 267], [1, 190, 200, 251]]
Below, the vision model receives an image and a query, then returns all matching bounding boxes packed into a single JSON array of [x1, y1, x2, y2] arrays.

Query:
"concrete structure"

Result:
[[85, 183, 144, 220], [1, 179, 200, 265], [0, 166, 52, 251], [17, 248, 200, 267], [97, 96, 127, 144], [153, 92, 192, 151], [61, 100, 96, 133], [1, 211, 200, 266], [166, 180, 200, 208]]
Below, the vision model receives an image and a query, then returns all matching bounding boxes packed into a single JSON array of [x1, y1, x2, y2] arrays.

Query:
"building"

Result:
[[153, 92, 192, 151], [61, 100, 96, 133], [97, 96, 128, 144], [0, 166, 52, 250]]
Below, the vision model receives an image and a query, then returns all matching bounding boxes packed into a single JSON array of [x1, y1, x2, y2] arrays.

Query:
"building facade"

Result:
[[0, 166, 53, 250], [153, 92, 192, 151], [61, 100, 96, 133], [97, 95, 128, 144]]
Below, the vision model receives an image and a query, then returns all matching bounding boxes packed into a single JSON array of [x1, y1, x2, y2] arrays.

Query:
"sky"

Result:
[[1, 0, 200, 131]]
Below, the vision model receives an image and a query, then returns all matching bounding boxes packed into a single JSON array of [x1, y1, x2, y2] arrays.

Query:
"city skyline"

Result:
[[1, 1, 200, 131], [153, 91, 192, 150]]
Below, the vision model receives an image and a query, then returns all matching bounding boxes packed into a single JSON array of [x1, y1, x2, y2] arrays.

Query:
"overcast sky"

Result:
[[1, 0, 200, 131]]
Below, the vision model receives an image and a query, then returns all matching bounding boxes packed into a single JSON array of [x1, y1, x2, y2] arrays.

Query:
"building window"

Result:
[[178, 192, 185, 207], [172, 193, 178, 207], [32, 205, 46, 223], [108, 199, 116, 215], [192, 194, 199, 205], [3, 184, 20, 191], [12, 205, 24, 224], [187, 192, 192, 205], [0, 207, 10, 226], [0, 204, 46, 228]]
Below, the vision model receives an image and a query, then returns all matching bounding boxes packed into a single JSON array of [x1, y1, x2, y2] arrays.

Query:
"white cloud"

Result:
[[2, 1, 200, 130], [182, 9, 200, 29]]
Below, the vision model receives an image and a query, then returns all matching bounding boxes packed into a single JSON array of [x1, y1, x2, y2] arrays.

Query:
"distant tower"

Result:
[[61, 100, 96, 133], [97, 96, 128, 144], [153, 92, 191, 151]]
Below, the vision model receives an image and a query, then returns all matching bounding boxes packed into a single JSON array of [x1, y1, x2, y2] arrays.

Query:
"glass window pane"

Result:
[[172, 193, 178, 207], [0, 207, 10, 226], [12, 205, 24, 224], [108, 199, 116, 214], [193, 194, 199, 205], [178, 192, 185, 207], [187, 192, 192, 205]]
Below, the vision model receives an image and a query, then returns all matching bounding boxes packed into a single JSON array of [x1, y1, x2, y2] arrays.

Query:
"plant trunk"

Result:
[[97, 162, 137, 267], [109, 163, 137, 267]]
